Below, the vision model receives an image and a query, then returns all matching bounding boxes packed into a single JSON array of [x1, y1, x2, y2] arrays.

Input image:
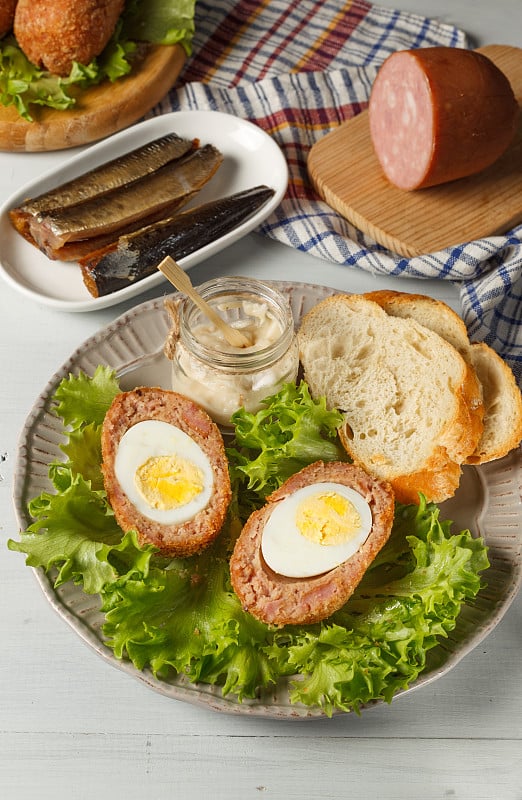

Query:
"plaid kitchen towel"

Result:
[[153, 0, 522, 384]]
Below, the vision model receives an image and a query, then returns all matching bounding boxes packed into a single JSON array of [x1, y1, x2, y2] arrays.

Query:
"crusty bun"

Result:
[[298, 293, 484, 504], [230, 461, 395, 626], [365, 290, 522, 464], [101, 387, 231, 557]]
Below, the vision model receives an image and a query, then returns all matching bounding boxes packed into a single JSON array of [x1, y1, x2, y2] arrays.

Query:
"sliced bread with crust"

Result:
[[364, 290, 472, 356], [467, 341, 522, 463], [365, 290, 522, 464], [297, 293, 484, 504]]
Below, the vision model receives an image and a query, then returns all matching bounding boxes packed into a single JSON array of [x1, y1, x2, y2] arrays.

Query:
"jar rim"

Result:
[[178, 277, 296, 370]]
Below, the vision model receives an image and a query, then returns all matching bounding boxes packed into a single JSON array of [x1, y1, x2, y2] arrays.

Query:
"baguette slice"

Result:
[[364, 290, 472, 356], [298, 294, 484, 504], [467, 341, 522, 463], [365, 290, 522, 464]]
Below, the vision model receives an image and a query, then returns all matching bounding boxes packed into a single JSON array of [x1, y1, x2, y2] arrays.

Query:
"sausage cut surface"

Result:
[[369, 47, 519, 190]]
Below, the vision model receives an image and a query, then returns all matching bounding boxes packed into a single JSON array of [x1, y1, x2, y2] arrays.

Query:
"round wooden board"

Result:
[[0, 44, 186, 152]]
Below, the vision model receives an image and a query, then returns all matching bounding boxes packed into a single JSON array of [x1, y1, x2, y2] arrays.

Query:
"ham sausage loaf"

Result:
[[14, 0, 125, 76], [369, 47, 519, 190]]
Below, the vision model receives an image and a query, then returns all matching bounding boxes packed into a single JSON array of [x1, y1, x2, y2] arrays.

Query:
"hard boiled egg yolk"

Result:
[[296, 491, 362, 546], [135, 455, 204, 511]]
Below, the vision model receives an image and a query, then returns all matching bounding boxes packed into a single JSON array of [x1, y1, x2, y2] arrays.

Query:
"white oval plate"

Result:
[[12, 281, 522, 718], [0, 111, 288, 312]]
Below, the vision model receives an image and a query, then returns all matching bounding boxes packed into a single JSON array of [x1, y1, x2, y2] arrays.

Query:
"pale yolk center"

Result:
[[134, 455, 204, 510], [295, 491, 362, 545]]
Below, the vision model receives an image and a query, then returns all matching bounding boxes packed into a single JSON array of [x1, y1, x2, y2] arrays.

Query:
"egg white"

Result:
[[114, 419, 214, 524], [261, 482, 373, 578]]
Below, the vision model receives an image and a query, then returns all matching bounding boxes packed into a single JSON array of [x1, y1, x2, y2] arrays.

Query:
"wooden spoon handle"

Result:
[[157, 256, 251, 349]]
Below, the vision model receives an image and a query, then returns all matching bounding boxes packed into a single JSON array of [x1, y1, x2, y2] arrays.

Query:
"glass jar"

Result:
[[166, 277, 299, 427]]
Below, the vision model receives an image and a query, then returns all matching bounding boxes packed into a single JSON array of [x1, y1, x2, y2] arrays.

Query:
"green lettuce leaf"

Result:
[[54, 365, 120, 429], [8, 366, 124, 593], [94, 33, 137, 83], [265, 498, 489, 715], [59, 422, 104, 489], [227, 381, 347, 510], [121, 0, 196, 46], [98, 496, 488, 713], [0, 38, 76, 119], [8, 466, 156, 594], [102, 532, 279, 699], [9, 470, 122, 593]]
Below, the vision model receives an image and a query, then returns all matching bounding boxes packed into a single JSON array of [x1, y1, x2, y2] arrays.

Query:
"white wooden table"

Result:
[[1, 2, 521, 798]]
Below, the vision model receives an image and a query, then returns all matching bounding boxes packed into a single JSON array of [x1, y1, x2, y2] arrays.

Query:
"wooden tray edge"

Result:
[[0, 44, 186, 152]]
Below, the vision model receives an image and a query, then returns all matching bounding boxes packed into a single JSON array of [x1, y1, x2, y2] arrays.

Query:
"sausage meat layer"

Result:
[[230, 461, 395, 626]]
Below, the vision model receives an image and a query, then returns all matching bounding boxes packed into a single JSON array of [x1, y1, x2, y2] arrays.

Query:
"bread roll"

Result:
[[467, 342, 522, 463]]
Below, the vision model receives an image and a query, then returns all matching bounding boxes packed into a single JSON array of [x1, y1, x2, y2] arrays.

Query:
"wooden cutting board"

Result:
[[0, 44, 186, 152], [307, 45, 522, 257]]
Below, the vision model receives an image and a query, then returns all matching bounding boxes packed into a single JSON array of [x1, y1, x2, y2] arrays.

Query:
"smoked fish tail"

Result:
[[80, 185, 276, 298]]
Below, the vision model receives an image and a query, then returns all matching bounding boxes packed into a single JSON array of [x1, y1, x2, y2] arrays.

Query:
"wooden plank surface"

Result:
[[307, 45, 522, 257], [0, 44, 186, 152]]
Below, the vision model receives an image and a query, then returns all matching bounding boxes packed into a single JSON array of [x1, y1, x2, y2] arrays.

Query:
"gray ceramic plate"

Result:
[[12, 281, 522, 718]]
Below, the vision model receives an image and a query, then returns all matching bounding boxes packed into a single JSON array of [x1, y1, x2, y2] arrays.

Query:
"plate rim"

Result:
[[11, 280, 522, 719], [0, 110, 288, 313]]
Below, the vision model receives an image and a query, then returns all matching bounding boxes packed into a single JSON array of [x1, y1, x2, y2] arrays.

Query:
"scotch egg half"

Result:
[[230, 461, 395, 626], [261, 482, 373, 578], [101, 388, 232, 557]]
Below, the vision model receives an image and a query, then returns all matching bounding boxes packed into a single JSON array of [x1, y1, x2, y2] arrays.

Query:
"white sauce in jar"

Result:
[[192, 300, 282, 351], [166, 279, 299, 427]]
